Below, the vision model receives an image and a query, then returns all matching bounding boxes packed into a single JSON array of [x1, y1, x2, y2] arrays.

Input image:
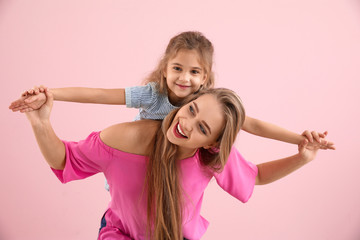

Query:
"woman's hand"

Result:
[[9, 86, 47, 112], [25, 88, 53, 126], [298, 137, 327, 163]]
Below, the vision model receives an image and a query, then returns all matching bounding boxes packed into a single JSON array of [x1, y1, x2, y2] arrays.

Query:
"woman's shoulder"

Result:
[[100, 120, 161, 156]]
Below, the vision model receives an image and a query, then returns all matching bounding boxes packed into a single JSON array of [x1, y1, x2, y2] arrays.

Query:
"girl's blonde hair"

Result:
[[145, 88, 245, 240], [144, 31, 215, 95]]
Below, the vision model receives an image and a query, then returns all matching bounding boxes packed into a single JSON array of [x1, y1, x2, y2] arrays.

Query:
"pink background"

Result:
[[1, 0, 360, 239]]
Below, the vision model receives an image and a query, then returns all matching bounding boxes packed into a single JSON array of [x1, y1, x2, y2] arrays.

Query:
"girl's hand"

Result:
[[298, 139, 319, 163], [9, 86, 47, 112], [302, 130, 335, 150]]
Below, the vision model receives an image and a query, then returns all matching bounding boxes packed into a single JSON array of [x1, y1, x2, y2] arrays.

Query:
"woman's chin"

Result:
[[166, 129, 176, 145]]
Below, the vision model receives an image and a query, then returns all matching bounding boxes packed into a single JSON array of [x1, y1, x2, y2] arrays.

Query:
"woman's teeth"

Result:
[[177, 123, 187, 138]]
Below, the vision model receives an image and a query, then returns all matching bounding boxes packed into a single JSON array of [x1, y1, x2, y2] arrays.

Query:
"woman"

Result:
[[25, 87, 326, 240]]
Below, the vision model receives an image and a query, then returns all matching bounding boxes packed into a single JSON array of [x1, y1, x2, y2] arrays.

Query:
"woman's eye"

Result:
[[189, 105, 195, 114], [199, 124, 206, 134], [192, 70, 199, 74], [173, 67, 182, 71]]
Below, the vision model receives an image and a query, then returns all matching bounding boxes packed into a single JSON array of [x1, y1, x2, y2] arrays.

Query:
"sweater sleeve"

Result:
[[213, 147, 258, 203], [51, 131, 112, 183], [125, 82, 157, 109]]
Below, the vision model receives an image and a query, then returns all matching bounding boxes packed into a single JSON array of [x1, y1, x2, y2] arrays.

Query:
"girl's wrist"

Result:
[[298, 134, 306, 144]]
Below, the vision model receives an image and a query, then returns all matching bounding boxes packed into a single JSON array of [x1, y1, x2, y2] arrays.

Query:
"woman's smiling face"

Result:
[[166, 94, 225, 156]]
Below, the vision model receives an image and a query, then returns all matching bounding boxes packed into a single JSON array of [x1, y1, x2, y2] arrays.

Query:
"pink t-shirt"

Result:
[[52, 132, 258, 240]]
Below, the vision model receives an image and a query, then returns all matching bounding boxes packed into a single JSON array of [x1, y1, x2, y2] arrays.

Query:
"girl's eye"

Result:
[[199, 124, 206, 135], [173, 67, 182, 71], [189, 105, 195, 115], [191, 70, 200, 74]]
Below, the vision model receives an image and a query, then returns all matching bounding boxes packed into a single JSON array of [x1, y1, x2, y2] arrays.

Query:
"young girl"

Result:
[[9, 31, 332, 147], [23, 87, 329, 240]]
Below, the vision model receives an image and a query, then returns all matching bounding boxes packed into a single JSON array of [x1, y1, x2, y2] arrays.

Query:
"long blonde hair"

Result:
[[144, 31, 215, 95], [145, 88, 245, 240]]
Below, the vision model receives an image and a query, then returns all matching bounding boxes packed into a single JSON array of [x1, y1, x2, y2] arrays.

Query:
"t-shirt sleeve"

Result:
[[51, 132, 111, 183], [213, 147, 258, 203], [125, 82, 157, 109]]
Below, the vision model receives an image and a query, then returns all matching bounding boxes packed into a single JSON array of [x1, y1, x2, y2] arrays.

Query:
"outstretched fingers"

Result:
[[11, 104, 31, 112], [20, 107, 35, 113], [9, 99, 26, 110]]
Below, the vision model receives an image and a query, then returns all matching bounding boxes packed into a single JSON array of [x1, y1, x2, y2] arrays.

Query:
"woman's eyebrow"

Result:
[[194, 102, 212, 134], [202, 120, 212, 134], [193, 102, 199, 113]]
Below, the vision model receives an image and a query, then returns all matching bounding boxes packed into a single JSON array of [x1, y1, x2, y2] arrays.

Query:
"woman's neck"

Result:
[[177, 146, 198, 160]]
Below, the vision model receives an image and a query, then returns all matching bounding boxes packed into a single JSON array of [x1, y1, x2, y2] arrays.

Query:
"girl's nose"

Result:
[[180, 71, 191, 82]]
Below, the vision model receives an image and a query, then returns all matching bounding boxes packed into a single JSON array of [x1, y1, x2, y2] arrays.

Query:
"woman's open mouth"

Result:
[[173, 122, 188, 139]]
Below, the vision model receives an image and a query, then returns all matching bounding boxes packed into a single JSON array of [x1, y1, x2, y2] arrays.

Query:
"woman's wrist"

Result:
[[30, 118, 51, 129], [295, 152, 310, 164]]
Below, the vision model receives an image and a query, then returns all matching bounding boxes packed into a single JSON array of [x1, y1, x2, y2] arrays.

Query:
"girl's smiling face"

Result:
[[166, 94, 224, 158], [164, 49, 208, 105]]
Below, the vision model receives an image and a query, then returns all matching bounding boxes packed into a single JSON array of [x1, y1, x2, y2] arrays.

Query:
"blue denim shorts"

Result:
[[98, 212, 107, 234]]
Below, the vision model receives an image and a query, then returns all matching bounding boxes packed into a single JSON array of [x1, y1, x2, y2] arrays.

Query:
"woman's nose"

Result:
[[182, 119, 193, 132]]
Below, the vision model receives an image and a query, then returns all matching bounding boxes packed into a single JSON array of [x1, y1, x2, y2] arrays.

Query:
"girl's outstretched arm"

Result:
[[25, 89, 66, 170], [49, 87, 125, 104], [255, 138, 323, 185], [9, 86, 126, 112], [242, 116, 335, 149]]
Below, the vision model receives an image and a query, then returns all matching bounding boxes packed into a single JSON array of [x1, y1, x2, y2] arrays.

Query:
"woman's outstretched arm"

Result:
[[255, 138, 325, 185], [242, 116, 335, 150], [25, 88, 66, 170]]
